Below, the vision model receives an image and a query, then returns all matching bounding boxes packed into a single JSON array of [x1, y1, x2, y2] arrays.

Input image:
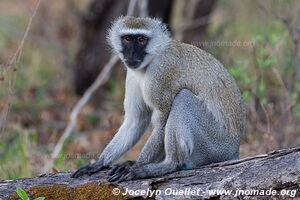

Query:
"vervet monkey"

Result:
[[72, 16, 245, 182]]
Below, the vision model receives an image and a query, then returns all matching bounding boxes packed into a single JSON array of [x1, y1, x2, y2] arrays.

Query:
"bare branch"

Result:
[[0, 0, 41, 136], [43, 55, 119, 173], [180, 15, 211, 32], [127, 0, 138, 16], [138, 0, 149, 17], [6, 0, 41, 68]]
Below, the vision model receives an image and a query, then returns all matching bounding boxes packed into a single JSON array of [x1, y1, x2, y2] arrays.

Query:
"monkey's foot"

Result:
[[71, 161, 108, 178], [107, 161, 137, 182]]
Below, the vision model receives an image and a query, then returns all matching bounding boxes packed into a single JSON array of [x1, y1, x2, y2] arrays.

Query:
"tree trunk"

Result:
[[73, 0, 130, 96], [1, 147, 299, 200]]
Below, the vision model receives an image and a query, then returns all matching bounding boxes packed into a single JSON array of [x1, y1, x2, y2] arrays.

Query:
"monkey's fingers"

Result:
[[108, 160, 135, 176], [108, 165, 132, 182], [123, 171, 135, 181], [108, 171, 126, 182], [71, 164, 93, 178], [108, 165, 125, 176], [86, 164, 109, 175], [71, 162, 107, 178], [114, 170, 136, 182]]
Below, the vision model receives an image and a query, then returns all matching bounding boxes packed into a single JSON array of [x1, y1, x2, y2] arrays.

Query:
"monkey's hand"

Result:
[[71, 161, 108, 178], [107, 160, 137, 182]]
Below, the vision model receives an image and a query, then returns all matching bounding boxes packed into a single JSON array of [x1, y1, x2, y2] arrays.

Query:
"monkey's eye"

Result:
[[137, 36, 148, 44], [123, 35, 134, 42]]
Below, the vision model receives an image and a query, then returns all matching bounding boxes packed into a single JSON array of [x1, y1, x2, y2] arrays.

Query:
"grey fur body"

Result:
[[72, 16, 245, 181]]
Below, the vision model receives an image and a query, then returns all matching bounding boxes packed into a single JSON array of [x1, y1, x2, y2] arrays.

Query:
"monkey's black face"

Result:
[[121, 34, 149, 69]]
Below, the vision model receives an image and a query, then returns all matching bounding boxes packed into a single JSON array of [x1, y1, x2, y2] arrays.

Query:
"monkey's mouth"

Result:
[[124, 59, 142, 69]]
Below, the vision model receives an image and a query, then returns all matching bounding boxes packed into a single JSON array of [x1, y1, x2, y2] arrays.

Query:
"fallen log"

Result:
[[1, 147, 299, 200]]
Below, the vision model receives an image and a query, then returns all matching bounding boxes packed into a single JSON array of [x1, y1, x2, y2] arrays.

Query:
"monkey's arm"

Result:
[[72, 77, 151, 178]]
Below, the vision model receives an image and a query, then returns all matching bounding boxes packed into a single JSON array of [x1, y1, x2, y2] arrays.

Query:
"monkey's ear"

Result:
[[154, 17, 171, 35], [164, 23, 172, 35]]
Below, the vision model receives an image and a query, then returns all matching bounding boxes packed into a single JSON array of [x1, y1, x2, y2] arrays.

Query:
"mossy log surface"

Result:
[[0, 147, 299, 200]]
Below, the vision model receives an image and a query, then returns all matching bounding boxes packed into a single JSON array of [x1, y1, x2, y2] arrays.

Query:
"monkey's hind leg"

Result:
[[167, 89, 240, 169]]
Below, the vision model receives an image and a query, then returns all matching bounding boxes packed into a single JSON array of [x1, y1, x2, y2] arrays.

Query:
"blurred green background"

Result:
[[0, 0, 299, 179]]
